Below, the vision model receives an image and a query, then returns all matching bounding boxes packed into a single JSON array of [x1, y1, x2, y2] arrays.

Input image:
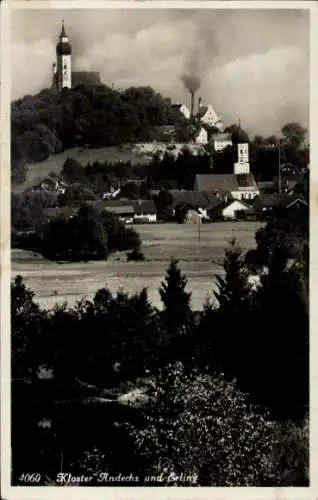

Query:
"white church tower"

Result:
[[234, 143, 250, 175], [53, 21, 72, 90]]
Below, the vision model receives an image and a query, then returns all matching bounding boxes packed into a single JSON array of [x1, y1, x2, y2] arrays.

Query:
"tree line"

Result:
[[11, 206, 309, 485], [12, 203, 142, 262]]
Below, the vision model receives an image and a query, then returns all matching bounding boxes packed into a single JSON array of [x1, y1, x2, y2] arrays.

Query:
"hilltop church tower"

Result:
[[52, 21, 72, 90]]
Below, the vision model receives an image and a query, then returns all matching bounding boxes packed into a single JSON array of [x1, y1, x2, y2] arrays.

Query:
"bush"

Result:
[[127, 248, 145, 261], [126, 362, 280, 486], [41, 204, 108, 261]]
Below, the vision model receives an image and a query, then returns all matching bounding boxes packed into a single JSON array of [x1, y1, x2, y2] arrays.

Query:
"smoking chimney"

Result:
[[198, 96, 202, 115], [181, 72, 200, 118]]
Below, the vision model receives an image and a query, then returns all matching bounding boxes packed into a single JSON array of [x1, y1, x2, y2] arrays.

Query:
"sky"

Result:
[[11, 8, 309, 136]]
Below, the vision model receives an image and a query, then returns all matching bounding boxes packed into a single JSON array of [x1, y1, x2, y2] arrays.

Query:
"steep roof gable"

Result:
[[194, 174, 239, 192], [254, 193, 307, 209], [134, 200, 157, 214], [194, 173, 258, 193]]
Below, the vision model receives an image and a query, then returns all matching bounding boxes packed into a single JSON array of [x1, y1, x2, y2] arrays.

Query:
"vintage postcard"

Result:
[[1, 0, 317, 499]]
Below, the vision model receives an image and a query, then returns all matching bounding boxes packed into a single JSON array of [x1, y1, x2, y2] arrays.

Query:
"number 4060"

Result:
[[19, 473, 41, 483]]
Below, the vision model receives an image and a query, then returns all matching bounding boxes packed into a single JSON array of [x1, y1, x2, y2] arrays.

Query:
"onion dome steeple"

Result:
[[56, 21, 72, 55]]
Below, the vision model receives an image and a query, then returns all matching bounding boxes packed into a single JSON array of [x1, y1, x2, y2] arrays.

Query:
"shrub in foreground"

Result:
[[126, 362, 280, 486]]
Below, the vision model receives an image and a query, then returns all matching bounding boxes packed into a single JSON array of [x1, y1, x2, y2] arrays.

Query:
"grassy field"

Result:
[[11, 221, 262, 311], [12, 146, 148, 193]]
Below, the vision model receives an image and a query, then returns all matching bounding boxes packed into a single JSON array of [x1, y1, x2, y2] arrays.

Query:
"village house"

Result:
[[194, 173, 259, 201], [169, 190, 211, 211], [212, 132, 232, 151], [172, 103, 191, 120], [195, 126, 208, 145], [86, 199, 136, 223], [103, 205, 135, 223], [220, 199, 254, 220], [203, 195, 254, 221], [133, 200, 157, 223], [253, 193, 308, 218], [168, 190, 224, 221], [198, 104, 223, 131]]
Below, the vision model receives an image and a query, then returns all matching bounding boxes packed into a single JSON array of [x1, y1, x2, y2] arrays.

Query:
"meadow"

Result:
[[11, 221, 262, 310]]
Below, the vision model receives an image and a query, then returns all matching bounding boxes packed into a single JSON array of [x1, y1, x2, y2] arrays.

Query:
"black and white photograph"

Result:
[[1, 0, 314, 494]]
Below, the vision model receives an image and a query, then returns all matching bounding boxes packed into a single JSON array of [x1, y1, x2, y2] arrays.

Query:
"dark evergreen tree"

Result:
[[11, 275, 47, 381], [247, 264, 309, 420], [214, 238, 250, 311], [159, 259, 193, 363]]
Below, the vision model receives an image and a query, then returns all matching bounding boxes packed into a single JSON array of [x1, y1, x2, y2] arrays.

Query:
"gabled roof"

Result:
[[204, 190, 232, 207], [168, 190, 226, 210], [236, 173, 258, 189], [212, 133, 232, 142], [194, 174, 238, 192], [208, 198, 254, 215], [194, 173, 258, 193], [134, 200, 157, 214], [169, 190, 210, 208], [87, 199, 135, 211], [198, 104, 220, 120], [254, 193, 307, 209], [104, 205, 135, 215], [225, 199, 253, 210]]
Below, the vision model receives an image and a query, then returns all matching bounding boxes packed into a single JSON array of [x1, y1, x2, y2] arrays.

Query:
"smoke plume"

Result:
[[181, 47, 204, 94], [181, 72, 201, 94]]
